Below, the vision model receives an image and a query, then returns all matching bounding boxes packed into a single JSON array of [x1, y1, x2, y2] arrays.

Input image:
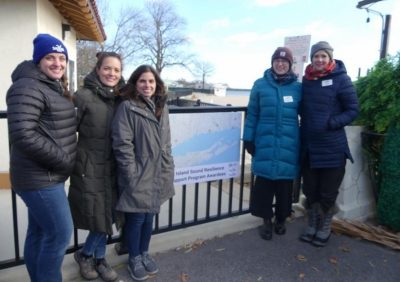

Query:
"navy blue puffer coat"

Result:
[[300, 59, 359, 168]]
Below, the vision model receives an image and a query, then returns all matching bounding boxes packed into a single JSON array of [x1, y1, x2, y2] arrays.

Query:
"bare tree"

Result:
[[76, 0, 107, 86], [77, 0, 191, 83], [76, 41, 101, 87], [101, 7, 144, 62], [192, 60, 215, 89], [134, 0, 192, 73]]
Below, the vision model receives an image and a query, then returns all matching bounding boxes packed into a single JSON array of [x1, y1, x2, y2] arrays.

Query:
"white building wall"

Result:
[[0, 0, 37, 110]]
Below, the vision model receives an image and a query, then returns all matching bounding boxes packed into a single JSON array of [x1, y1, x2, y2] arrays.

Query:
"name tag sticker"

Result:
[[283, 96, 293, 103], [322, 79, 333, 87]]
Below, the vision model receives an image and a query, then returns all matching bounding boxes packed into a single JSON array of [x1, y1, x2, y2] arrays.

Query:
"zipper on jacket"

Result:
[[48, 171, 53, 182]]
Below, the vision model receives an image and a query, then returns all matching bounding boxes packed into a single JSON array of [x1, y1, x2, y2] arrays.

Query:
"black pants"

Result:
[[250, 176, 293, 222], [302, 163, 345, 213]]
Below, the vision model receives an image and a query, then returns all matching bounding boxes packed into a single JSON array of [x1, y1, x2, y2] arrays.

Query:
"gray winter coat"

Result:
[[6, 61, 77, 191], [68, 71, 123, 234], [111, 98, 175, 213]]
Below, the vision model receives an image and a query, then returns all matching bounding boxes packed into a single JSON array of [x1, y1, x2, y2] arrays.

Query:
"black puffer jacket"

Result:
[[6, 60, 77, 191], [68, 71, 124, 234]]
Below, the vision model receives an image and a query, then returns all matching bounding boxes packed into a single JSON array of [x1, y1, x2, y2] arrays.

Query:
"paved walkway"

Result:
[[69, 217, 399, 282]]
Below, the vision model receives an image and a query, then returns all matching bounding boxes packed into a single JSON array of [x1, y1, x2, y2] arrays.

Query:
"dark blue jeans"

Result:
[[81, 231, 107, 259], [125, 213, 155, 257], [17, 182, 73, 282]]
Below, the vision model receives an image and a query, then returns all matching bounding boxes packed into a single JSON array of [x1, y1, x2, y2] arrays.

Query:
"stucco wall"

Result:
[[0, 0, 37, 110]]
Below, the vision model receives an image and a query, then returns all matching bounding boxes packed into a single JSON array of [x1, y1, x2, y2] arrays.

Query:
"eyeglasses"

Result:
[[273, 59, 289, 65]]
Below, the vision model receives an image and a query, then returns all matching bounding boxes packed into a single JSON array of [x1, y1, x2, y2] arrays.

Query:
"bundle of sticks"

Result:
[[331, 218, 400, 250]]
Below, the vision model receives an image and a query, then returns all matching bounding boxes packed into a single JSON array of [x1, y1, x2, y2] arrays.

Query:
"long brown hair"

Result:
[[122, 65, 167, 119], [60, 75, 71, 100]]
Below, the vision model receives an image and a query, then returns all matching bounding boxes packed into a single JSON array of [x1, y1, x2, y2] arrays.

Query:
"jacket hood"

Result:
[[12, 60, 47, 83], [11, 60, 64, 94], [331, 59, 347, 76], [83, 70, 125, 100]]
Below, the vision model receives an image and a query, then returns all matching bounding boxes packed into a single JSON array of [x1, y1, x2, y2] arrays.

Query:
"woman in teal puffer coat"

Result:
[[243, 47, 301, 240]]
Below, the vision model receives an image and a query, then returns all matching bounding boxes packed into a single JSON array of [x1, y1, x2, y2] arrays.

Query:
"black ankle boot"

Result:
[[259, 218, 272, 240], [274, 220, 286, 235]]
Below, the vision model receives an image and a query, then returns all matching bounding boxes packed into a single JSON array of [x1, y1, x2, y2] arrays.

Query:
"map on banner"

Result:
[[170, 112, 242, 185]]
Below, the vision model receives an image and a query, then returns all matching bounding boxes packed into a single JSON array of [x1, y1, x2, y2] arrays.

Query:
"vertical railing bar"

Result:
[[239, 139, 247, 212], [194, 183, 199, 222], [181, 185, 186, 224], [154, 213, 160, 232], [217, 180, 223, 217], [73, 228, 79, 248], [168, 197, 173, 228], [206, 182, 211, 219], [11, 190, 20, 262], [228, 178, 233, 214]]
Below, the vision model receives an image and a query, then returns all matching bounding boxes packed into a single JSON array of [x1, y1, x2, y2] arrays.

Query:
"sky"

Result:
[[105, 0, 400, 89]]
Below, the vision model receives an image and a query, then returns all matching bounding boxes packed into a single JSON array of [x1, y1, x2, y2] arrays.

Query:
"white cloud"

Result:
[[254, 0, 294, 7], [237, 17, 255, 25], [205, 18, 231, 29], [225, 28, 293, 46]]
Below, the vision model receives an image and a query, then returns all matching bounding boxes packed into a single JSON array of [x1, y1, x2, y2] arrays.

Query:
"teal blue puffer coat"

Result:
[[243, 69, 302, 180]]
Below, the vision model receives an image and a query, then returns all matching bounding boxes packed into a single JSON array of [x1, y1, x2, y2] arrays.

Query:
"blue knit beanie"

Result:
[[32, 34, 68, 64]]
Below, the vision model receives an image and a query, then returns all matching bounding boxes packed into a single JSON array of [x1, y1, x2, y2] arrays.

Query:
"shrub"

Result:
[[355, 52, 400, 133]]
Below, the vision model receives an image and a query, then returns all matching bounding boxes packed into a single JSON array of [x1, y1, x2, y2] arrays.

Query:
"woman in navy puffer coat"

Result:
[[299, 41, 359, 247], [243, 47, 301, 240]]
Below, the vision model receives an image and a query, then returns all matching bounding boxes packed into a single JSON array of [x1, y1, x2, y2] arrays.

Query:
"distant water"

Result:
[[226, 89, 250, 96]]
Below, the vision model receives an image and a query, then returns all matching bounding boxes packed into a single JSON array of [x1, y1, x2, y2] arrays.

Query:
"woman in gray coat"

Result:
[[112, 65, 175, 281], [68, 52, 124, 281]]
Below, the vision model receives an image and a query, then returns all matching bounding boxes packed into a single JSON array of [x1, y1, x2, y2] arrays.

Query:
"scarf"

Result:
[[304, 60, 336, 80], [271, 69, 297, 84]]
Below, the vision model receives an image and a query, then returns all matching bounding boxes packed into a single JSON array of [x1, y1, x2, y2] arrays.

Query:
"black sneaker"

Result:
[[259, 218, 273, 240], [274, 221, 286, 235]]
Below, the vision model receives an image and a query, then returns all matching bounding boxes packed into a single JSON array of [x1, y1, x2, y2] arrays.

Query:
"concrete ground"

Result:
[[74, 216, 399, 282], [1, 214, 399, 282]]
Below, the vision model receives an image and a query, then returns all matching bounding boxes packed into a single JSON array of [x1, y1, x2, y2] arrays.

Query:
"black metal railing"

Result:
[[0, 106, 255, 270], [0, 106, 302, 270]]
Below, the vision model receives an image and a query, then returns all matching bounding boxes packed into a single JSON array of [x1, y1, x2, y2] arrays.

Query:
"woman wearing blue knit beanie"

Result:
[[6, 33, 76, 281]]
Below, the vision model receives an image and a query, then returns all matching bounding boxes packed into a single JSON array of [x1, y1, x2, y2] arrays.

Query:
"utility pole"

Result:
[[357, 0, 391, 59]]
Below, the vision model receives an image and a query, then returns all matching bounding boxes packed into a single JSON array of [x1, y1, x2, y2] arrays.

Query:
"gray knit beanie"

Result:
[[310, 41, 334, 60]]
